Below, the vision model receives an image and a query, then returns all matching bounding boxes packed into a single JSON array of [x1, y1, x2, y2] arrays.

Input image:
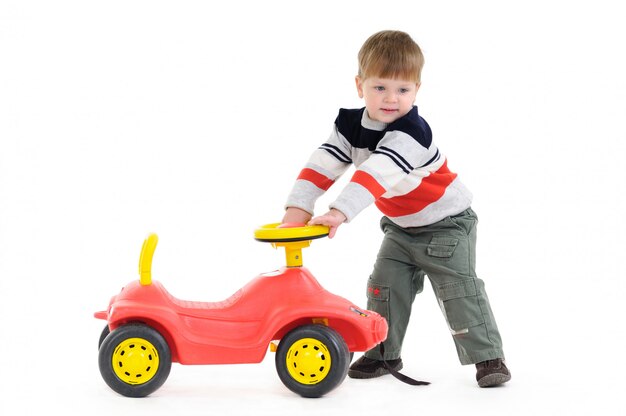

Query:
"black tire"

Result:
[[275, 324, 349, 398], [98, 325, 110, 350], [98, 323, 172, 397]]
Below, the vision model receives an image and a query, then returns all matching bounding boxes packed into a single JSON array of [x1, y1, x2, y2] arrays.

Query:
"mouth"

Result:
[[381, 108, 398, 114]]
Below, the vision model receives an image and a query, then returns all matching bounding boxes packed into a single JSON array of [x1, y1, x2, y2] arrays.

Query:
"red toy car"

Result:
[[95, 224, 388, 398]]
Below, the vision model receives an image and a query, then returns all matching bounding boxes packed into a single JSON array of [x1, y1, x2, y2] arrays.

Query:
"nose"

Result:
[[383, 91, 398, 102]]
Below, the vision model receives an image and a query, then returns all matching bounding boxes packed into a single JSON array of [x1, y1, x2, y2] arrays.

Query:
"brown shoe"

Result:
[[348, 356, 402, 379], [475, 359, 511, 387]]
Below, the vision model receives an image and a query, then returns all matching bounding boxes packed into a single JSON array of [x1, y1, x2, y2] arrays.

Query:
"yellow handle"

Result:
[[273, 240, 311, 267], [138, 233, 158, 285]]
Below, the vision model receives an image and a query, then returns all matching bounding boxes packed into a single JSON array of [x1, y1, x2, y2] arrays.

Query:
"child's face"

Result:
[[355, 76, 420, 123]]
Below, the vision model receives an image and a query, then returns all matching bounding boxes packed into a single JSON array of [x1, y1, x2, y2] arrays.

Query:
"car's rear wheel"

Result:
[[98, 323, 171, 397], [275, 324, 349, 398]]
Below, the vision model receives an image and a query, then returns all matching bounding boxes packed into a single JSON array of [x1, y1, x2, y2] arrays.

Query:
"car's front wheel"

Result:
[[98, 323, 171, 397], [98, 325, 110, 349], [275, 324, 349, 398]]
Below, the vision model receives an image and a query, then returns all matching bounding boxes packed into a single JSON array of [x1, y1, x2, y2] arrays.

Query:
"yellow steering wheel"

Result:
[[254, 223, 329, 267], [254, 223, 329, 242]]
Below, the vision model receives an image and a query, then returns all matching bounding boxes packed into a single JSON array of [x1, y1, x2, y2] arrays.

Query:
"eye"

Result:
[[374, 86, 385, 92], [399, 88, 410, 94]]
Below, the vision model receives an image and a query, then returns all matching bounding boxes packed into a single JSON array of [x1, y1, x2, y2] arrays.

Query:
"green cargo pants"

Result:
[[363, 208, 505, 365]]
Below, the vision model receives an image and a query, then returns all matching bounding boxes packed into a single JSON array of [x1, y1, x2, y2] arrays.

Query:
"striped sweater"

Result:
[[285, 106, 472, 228]]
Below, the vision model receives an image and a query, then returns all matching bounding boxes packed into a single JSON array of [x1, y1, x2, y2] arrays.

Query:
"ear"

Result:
[[413, 82, 421, 104], [355, 76, 364, 98]]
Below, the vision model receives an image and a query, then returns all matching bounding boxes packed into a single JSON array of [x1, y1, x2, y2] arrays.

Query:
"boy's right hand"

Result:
[[282, 207, 312, 225]]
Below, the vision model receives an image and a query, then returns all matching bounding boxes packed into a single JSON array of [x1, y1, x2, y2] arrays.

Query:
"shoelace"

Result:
[[480, 359, 501, 369], [380, 343, 430, 386]]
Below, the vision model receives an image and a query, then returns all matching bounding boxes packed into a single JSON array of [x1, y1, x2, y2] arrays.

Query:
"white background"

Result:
[[1, 0, 625, 414]]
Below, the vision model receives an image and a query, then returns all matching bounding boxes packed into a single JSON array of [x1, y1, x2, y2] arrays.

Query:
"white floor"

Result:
[[4, 333, 623, 416], [1, 269, 623, 416]]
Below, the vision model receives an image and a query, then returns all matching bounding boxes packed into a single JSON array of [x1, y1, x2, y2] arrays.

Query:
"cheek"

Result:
[[363, 93, 379, 105]]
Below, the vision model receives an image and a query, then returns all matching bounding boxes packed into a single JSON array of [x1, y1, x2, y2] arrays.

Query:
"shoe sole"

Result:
[[477, 372, 511, 387], [348, 363, 403, 379]]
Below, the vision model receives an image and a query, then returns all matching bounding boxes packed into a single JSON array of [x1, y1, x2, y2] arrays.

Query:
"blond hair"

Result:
[[357, 30, 424, 83]]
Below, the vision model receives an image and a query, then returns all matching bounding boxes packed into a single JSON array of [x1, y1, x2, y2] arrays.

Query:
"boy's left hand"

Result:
[[308, 209, 347, 239]]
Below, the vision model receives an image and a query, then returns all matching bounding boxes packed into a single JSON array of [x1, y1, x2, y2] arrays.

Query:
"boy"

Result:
[[282, 30, 510, 387]]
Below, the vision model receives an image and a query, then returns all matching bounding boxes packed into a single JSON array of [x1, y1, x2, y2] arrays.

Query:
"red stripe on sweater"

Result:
[[351, 170, 386, 199], [376, 160, 457, 217], [298, 168, 334, 190]]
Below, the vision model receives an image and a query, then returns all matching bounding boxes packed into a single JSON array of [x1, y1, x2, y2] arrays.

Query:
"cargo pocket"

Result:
[[435, 279, 485, 334], [366, 280, 390, 321], [427, 236, 459, 259]]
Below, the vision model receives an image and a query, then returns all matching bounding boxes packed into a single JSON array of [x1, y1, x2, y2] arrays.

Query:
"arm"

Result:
[[330, 130, 436, 221], [283, 124, 352, 216]]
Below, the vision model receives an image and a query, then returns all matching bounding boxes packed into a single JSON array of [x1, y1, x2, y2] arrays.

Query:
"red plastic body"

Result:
[[95, 266, 387, 365]]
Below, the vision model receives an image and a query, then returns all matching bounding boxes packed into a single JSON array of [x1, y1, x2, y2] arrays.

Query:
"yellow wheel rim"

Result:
[[112, 337, 160, 385], [285, 338, 332, 385]]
